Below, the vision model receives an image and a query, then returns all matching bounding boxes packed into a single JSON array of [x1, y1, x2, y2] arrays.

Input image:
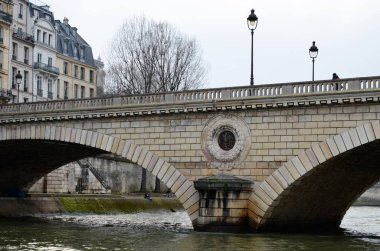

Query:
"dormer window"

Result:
[[80, 47, 84, 60], [63, 40, 68, 54]]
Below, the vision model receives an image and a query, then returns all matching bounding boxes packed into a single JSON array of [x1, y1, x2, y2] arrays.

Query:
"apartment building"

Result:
[[55, 17, 96, 99], [0, 0, 12, 103], [10, 0, 33, 103]]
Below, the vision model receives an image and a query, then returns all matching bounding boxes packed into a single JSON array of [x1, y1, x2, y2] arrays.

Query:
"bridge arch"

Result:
[[248, 121, 380, 232], [0, 124, 199, 225]]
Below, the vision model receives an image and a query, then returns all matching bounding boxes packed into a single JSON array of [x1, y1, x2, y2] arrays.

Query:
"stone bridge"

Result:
[[1, 76, 380, 232]]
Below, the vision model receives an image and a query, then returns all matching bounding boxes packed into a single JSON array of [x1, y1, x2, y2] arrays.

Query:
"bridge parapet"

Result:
[[0, 76, 379, 115]]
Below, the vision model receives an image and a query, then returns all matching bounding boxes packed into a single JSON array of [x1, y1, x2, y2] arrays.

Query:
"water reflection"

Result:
[[0, 207, 380, 250]]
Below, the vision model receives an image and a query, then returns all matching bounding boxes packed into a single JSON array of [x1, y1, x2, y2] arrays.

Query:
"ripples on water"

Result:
[[1, 207, 380, 250]]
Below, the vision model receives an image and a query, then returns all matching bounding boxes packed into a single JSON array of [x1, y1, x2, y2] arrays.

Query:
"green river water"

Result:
[[1, 206, 380, 250]]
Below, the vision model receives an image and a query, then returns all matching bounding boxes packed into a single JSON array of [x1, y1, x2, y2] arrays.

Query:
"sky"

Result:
[[39, 0, 380, 88]]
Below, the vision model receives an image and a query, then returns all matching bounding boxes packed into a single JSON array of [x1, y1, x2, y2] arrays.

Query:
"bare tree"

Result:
[[105, 17, 206, 94]]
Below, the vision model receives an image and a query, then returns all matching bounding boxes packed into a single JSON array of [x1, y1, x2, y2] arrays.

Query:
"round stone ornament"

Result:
[[201, 114, 251, 170]]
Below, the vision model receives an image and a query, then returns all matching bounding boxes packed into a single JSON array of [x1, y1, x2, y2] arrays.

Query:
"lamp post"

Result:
[[15, 71, 22, 103], [309, 41, 318, 81], [247, 9, 258, 86]]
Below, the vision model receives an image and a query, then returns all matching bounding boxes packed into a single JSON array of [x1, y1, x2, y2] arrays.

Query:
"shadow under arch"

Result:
[[248, 121, 380, 232], [0, 124, 200, 226]]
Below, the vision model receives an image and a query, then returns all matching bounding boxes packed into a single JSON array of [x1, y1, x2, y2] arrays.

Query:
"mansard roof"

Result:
[[55, 19, 95, 67], [29, 3, 55, 26]]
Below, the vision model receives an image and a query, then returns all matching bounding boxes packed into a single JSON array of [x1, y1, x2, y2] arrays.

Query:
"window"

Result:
[[24, 47, 29, 64], [74, 84, 78, 98], [48, 57, 52, 66], [12, 42, 17, 60], [89, 88, 94, 98], [43, 32, 46, 44], [63, 40, 68, 54], [48, 79, 53, 99], [0, 50, 3, 69], [74, 65, 78, 78], [0, 27, 3, 44], [11, 68, 17, 88], [89, 70, 94, 83], [19, 4, 23, 19], [64, 81, 68, 99], [74, 47, 78, 58], [37, 29, 41, 41], [63, 62, 68, 75], [23, 97, 28, 103], [37, 53, 42, 63], [80, 48, 84, 60], [48, 34, 52, 46], [37, 76, 42, 96], [57, 79, 60, 98], [81, 86, 85, 98], [80, 67, 85, 80], [23, 71, 28, 92]]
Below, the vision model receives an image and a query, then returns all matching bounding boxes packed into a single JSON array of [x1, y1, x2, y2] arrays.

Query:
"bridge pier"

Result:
[[194, 174, 253, 232]]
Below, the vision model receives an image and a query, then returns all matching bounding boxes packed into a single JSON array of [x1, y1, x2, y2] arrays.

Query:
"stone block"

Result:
[[348, 128, 361, 147], [162, 166, 176, 184], [341, 131, 353, 150], [175, 180, 192, 198], [333, 135, 346, 153], [287, 157, 308, 176], [131, 146, 142, 163], [319, 141, 333, 160], [356, 125, 369, 144], [298, 152, 313, 171], [285, 161, 301, 180], [326, 137, 339, 156], [166, 171, 181, 188], [278, 166, 295, 185], [266, 176, 284, 195], [152, 159, 165, 176], [253, 185, 272, 206], [371, 121, 380, 139], [248, 195, 267, 216], [364, 123, 375, 142]]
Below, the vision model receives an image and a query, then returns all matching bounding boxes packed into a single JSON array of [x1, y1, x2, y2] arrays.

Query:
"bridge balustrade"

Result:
[[0, 76, 379, 114]]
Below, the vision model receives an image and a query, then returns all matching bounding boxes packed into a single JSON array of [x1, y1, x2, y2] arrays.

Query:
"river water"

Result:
[[1, 206, 380, 250]]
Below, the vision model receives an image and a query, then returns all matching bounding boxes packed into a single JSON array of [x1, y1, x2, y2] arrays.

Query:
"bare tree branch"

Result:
[[105, 16, 206, 95]]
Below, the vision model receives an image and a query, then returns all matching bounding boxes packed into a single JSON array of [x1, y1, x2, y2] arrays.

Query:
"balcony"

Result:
[[33, 62, 59, 76], [0, 10, 12, 24], [12, 29, 34, 43]]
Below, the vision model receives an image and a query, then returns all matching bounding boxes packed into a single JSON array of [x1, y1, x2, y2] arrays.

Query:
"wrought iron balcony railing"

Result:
[[0, 10, 12, 23], [12, 29, 34, 43], [33, 62, 59, 76]]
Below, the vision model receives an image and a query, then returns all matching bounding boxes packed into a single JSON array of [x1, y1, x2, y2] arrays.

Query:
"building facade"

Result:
[[1, 1, 99, 103], [10, 0, 33, 103], [0, 0, 13, 103], [55, 17, 96, 99]]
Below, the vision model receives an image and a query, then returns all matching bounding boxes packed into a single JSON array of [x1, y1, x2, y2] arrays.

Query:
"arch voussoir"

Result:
[[0, 124, 200, 227], [248, 121, 380, 231]]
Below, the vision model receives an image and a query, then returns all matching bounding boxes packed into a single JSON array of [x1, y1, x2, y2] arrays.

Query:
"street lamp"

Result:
[[15, 71, 22, 103], [247, 9, 258, 86], [309, 41, 318, 81]]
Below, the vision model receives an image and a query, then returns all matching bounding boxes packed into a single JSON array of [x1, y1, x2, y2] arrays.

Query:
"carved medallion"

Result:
[[202, 114, 251, 170]]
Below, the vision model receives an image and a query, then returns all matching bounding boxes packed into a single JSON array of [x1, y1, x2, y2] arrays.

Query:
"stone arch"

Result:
[[0, 124, 200, 226], [248, 121, 380, 232]]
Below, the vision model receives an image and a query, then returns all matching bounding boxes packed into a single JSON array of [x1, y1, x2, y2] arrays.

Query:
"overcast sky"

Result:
[[41, 0, 380, 88]]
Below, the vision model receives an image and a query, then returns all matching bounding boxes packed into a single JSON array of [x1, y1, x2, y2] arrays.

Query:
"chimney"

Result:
[[63, 17, 69, 25]]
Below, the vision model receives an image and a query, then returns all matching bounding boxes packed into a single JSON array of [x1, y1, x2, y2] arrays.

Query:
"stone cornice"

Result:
[[1, 89, 380, 124]]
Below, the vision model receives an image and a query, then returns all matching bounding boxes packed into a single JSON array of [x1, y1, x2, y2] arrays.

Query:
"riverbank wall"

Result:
[[0, 195, 183, 217]]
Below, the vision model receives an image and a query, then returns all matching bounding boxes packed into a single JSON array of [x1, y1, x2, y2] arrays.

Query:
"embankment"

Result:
[[0, 195, 183, 217]]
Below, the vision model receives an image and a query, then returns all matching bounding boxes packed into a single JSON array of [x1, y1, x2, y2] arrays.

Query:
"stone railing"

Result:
[[0, 76, 379, 114]]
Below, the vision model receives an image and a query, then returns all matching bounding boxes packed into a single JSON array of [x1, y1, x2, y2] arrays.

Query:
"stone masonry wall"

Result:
[[41, 102, 379, 183]]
